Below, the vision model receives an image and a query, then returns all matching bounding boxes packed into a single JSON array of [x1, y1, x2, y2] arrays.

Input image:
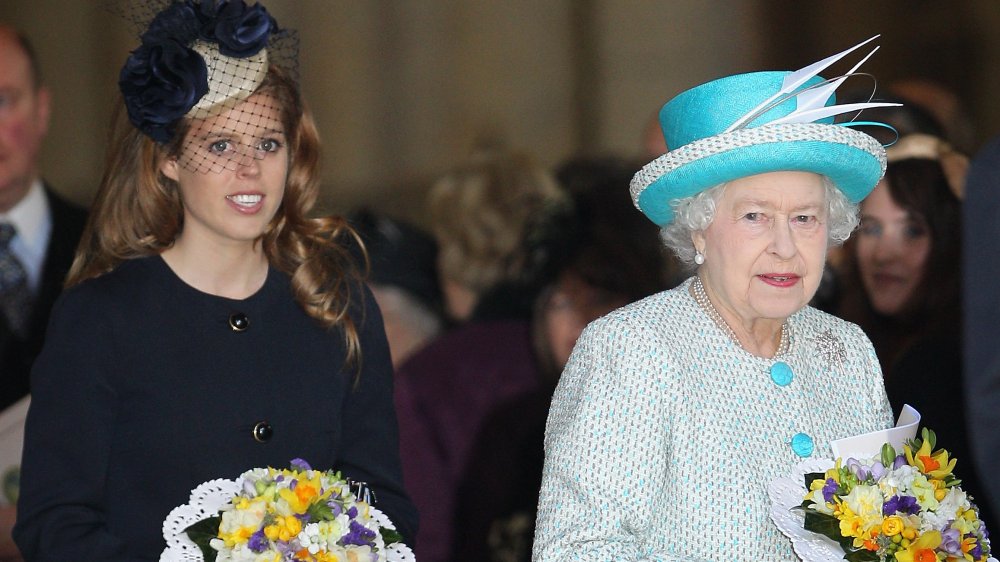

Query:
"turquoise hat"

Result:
[[631, 37, 895, 226]]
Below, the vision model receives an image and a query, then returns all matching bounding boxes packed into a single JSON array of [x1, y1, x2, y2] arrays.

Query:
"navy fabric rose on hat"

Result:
[[198, 0, 276, 57], [118, 0, 277, 143], [119, 39, 209, 143]]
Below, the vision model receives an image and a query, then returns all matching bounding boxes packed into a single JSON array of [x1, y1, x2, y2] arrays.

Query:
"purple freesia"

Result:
[[940, 528, 962, 555], [290, 458, 312, 471], [347, 506, 358, 518], [342, 520, 377, 546], [247, 528, 269, 553], [868, 461, 886, 481], [326, 500, 344, 517], [822, 478, 838, 503], [883, 494, 921, 516], [893, 454, 908, 469], [969, 534, 984, 559], [846, 459, 871, 481]]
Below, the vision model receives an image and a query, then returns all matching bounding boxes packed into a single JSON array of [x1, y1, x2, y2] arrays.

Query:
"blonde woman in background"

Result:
[[394, 144, 568, 561]]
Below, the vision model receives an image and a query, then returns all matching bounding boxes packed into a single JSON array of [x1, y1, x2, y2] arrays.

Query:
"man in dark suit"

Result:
[[0, 25, 87, 560], [964, 135, 1000, 526], [0, 26, 87, 408]]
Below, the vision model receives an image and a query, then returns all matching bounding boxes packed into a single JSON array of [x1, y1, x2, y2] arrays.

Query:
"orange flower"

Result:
[[894, 530, 941, 562], [919, 455, 940, 472]]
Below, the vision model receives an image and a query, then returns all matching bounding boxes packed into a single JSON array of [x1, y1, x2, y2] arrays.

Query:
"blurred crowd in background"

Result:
[[3, 7, 1000, 562]]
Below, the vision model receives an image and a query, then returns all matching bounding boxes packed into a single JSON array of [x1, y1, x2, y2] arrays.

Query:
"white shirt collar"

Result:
[[0, 179, 52, 293]]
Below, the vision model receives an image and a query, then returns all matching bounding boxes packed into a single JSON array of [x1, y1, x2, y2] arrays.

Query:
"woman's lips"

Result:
[[757, 273, 800, 288], [226, 193, 264, 214], [871, 272, 907, 286]]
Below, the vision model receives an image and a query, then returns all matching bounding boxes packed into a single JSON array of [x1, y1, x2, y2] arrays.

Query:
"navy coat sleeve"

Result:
[[336, 284, 419, 545], [14, 285, 129, 560]]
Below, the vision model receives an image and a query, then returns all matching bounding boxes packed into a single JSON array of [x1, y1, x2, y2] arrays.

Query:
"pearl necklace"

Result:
[[690, 277, 790, 357]]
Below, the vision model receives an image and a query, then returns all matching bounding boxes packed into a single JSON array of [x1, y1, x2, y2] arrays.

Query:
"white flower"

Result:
[[843, 484, 884, 521], [883, 465, 918, 493], [935, 487, 968, 520], [218, 501, 266, 537], [804, 489, 835, 515], [921, 508, 952, 533]]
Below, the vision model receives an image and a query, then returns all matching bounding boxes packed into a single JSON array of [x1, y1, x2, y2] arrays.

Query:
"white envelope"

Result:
[[0, 395, 29, 506], [830, 404, 921, 460]]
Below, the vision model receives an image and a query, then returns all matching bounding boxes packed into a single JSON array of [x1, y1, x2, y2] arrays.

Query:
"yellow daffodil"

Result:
[[905, 440, 957, 480], [894, 530, 941, 562], [882, 516, 904, 537], [277, 474, 332, 514], [826, 459, 843, 485], [264, 514, 302, 542]]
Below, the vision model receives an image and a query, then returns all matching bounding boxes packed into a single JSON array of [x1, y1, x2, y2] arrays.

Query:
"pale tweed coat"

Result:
[[533, 277, 893, 561]]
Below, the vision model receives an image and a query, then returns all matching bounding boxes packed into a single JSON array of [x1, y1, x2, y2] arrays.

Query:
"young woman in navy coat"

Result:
[[13, 2, 416, 559]]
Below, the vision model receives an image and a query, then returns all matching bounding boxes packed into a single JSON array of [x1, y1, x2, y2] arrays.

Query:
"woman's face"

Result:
[[542, 272, 629, 369], [161, 92, 288, 249], [855, 181, 931, 316], [694, 171, 829, 325]]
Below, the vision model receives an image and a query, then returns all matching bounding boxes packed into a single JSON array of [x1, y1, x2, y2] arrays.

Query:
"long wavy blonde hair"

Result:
[[68, 66, 366, 365]]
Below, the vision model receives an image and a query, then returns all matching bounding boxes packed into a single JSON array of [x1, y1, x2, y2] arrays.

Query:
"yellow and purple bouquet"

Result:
[[790, 428, 992, 562], [160, 459, 413, 562]]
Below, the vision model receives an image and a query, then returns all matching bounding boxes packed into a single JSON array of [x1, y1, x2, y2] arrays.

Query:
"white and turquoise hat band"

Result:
[[631, 36, 898, 227]]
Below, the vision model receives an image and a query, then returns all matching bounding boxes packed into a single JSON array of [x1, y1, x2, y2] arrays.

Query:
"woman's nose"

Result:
[[769, 220, 797, 259], [235, 149, 261, 177], [871, 233, 901, 261]]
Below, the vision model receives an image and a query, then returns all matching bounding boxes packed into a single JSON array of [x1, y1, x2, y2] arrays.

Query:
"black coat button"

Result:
[[252, 421, 273, 443], [229, 312, 249, 332]]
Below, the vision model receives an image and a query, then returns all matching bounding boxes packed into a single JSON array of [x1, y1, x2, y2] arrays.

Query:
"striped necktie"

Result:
[[0, 223, 33, 338]]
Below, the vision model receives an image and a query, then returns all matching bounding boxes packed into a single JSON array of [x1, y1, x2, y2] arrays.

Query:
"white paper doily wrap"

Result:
[[159, 478, 415, 562], [769, 458, 853, 562], [769, 459, 998, 562]]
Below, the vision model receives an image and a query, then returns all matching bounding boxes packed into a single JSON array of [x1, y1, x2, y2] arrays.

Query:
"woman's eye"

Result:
[[793, 215, 816, 225], [743, 212, 762, 222], [859, 221, 881, 236], [209, 140, 232, 154], [257, 138, 284, 153], [904, 222, 928, 240]]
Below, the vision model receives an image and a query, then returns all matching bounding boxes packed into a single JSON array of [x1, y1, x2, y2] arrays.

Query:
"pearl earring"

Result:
[[694, 251, 705, 265]]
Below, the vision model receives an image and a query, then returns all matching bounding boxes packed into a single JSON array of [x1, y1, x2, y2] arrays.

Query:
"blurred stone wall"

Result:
[[2, 1, 995, 227]]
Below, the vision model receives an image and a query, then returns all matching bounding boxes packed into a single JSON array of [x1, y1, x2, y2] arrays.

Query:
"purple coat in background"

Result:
[[394, 319, 542, 562]]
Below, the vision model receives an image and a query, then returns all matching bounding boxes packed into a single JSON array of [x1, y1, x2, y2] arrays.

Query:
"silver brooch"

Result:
[[811, 329, 847, 366]]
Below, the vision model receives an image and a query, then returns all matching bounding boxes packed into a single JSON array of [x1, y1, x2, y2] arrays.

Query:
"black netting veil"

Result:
[[112, 0, 300, 173]]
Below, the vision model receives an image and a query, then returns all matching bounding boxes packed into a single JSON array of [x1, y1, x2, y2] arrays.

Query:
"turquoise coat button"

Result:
[[770, 362, 793, 386], [791, 433, 814, 457]]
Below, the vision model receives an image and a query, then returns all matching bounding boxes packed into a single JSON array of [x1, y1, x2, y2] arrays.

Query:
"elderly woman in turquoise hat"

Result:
[[533, 38, 898, 560]]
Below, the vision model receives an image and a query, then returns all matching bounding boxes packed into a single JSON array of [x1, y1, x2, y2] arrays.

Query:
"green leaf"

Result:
[[184, 516, 221, 562], [922, 427, 937, 451], [881, 443, 897, 468], [804, 472, 825, 490], [803, 510, 842, 541], [307, 501, 336, 522], [380, 527, 403, 545]]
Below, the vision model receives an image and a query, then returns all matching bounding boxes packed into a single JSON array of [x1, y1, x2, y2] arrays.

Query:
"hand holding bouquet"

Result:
[[771, 426, 994, 562], [160, 459, 413, 562]]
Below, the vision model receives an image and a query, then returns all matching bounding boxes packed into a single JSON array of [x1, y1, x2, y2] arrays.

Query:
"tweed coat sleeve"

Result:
[[532, 312, 698, 561]]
